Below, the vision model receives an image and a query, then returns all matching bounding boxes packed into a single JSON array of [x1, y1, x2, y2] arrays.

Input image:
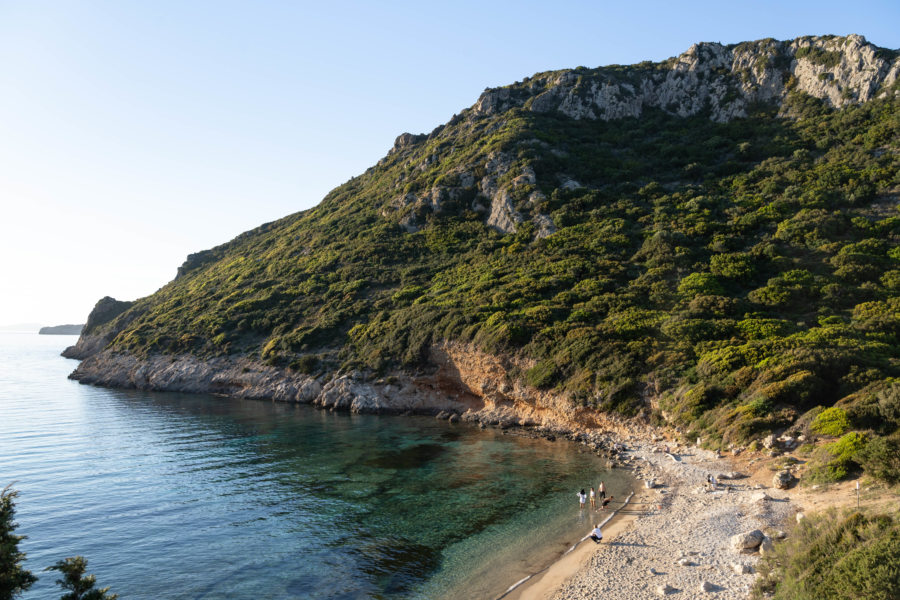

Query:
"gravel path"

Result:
[[550, 441, 793, 600]]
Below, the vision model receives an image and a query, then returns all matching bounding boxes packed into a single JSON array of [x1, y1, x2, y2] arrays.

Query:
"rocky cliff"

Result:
[[62, 296, 133, 359], [473, 34, 899, 123], [71, 341, 605, 432]]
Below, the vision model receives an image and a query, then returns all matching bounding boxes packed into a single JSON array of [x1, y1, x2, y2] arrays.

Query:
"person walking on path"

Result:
[[589, 486, 596, 509], [578, 489, 587, 509], [589, 524, 603, 544]]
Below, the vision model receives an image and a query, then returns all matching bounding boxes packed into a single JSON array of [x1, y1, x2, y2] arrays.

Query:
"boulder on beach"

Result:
[[773, 470, 796, 489], [730, 529, 765, 552]]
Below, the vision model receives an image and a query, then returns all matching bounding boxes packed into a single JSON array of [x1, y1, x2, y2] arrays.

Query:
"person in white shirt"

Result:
[[578, 489, 587, 508], [590, 524, 603, 543], [589, 486, 596, 509]]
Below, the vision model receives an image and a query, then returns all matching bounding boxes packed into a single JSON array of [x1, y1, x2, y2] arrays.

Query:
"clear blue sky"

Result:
[[1, 0, 898, 327]]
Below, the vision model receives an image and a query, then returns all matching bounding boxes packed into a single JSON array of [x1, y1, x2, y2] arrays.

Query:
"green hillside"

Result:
[[82, 37, 899, 478]]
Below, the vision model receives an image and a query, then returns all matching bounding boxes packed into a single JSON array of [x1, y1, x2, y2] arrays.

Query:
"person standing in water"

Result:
[[577, 489, 587, 509], [589, 486, 596, 509], [598, 481, 606, 501]]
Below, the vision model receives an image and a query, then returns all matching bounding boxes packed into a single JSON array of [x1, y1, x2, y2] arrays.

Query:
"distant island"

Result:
[[39, 324, 84, 335]]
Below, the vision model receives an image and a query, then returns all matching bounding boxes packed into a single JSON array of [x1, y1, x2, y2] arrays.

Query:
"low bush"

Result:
[[811, 406, 850, 436], [856, 432, 900, 485], [805, 431, 867, 483], [753, 509, 900, 600]]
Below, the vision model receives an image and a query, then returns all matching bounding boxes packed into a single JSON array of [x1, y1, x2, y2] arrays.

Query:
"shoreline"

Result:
[[501, 491, 638, 600], [505, 436, 796, 600]]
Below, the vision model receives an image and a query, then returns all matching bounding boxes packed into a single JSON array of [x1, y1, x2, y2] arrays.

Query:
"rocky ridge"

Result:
[[384, 34, 898, 237], [473, 34, 899, 123]]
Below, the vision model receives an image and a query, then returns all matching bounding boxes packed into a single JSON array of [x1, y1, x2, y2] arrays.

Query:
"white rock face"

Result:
[[487, 189, 521, 233], [473, 35, 900, 124]]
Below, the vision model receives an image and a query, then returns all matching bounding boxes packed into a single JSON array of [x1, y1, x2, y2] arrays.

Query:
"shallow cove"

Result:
[[2, 333, 633, 599]]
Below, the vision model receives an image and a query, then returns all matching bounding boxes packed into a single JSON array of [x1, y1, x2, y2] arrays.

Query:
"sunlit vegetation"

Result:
[[753, 509, 900, 600]]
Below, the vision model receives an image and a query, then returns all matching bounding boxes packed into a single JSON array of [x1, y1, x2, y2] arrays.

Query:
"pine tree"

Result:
[[0, 485, 37, 600], [46, 556, 117, 600]]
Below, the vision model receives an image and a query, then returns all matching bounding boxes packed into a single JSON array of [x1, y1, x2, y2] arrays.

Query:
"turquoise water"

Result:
[[1, 333, 631, 599]]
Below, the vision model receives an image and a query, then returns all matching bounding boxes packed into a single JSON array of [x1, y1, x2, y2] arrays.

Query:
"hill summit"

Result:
[[67, 34, 898, 458]]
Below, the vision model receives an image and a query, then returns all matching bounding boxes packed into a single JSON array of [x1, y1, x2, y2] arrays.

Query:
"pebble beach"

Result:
[[510, 438, 794, 600]]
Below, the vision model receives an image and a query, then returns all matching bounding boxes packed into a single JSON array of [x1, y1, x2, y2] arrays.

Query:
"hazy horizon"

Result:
[[2, 0, 899, 327]]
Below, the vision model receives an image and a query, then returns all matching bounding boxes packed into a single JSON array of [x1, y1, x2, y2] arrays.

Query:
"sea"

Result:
[[0, 332, 633, 599]]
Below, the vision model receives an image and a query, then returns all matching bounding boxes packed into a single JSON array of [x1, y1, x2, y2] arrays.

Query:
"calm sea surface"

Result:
[[0, 333, 632, 599]]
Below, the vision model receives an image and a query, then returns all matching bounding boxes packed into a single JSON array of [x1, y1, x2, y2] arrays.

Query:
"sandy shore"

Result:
[[504, 500, 639, 600], [504, 437, 794, 600]]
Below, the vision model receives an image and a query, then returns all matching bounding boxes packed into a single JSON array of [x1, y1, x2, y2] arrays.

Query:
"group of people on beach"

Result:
[[578, 482, 615, 545], [577, 482, 614, 511]]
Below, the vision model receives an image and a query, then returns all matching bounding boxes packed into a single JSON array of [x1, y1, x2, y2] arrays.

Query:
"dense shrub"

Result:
[[806, 431, 867, 483], [855, 433, 900, 485], [811, 406, 851, 436], [753, 509, 900, 600]]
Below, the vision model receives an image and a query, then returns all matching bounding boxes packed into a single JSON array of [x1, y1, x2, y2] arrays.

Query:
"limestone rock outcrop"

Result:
[[473, 35, 899, 124]]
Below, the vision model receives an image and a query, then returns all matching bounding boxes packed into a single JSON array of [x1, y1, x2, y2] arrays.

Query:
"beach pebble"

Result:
[[759, 536, 775, 556], [656, 583, 677, 596], [796, 512, 806, 523], [677, 556, 696, 566], [700, 580, 716, 592], [751, 491, 773, 503], [731, 562, 753, 574]]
